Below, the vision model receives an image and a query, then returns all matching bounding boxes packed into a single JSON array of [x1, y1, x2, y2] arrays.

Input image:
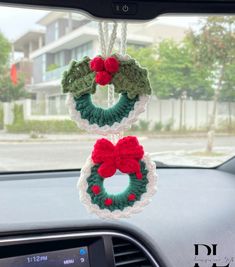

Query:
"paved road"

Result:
[[0, 136, 234, 171]]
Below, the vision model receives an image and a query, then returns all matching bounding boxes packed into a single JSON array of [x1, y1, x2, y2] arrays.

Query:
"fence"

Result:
[[141, 97, 235, 130], [1, 97, 235, 131]]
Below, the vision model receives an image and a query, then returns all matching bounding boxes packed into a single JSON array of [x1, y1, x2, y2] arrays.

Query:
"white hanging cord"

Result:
[[118, 22, 128, 141], [98, 21, 117, 110], [98, 21, 128, 143], [107, 23, 117, 142], [98, 21, 118, 143], [106, 23, 118, 56], [107, 84, 115, 108], [103, 22, 109, 56], [120, 22, 127, 56], [107, 24, 116, 141], [98, 21, 117, 57], [98, 22, 118, 109], [98, 22, 106, 57]]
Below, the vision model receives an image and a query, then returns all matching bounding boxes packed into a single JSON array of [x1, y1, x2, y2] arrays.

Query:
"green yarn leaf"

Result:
[[62, 55, 152, 100], [62, 57, 96, 98], [112, 58, 152, 99]]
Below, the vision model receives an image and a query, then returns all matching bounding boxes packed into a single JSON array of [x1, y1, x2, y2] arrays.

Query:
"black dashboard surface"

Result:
[[0, 168, 235, 266]]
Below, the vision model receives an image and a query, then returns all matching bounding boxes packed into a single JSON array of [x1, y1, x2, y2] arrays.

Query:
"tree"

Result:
[[154, 39, 213, 99], [219, 63, 235, 101], [0, 32, 29, 102], [127, 40, 213, 100], [0, 75, 28, 102], [188, 16, 235, 151], [0, 32, 11, 71], [127, 46, 159, 96]]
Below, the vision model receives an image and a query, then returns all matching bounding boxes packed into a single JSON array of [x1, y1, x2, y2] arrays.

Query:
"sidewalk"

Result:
[[0, 132, 147, 142], [0, 131, 233, 142], [0, 132, 100, 142]]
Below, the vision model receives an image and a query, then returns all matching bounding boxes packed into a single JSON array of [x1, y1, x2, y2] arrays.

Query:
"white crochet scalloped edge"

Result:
[[77, 153, 157, 220], [66, 93, 149, 136]]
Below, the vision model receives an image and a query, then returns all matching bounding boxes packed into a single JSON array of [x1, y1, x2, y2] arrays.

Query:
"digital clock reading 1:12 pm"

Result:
[[0, 246, 90, 267], [27, 256, 48, 263]]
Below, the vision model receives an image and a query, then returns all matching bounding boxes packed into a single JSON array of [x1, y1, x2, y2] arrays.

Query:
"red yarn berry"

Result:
[[95, 71, 112, 86], [104, 198, 113, 206], [91, 185, 101, 195], [128, 193, 136, 201], [104, 57, 120, 73], [136, 172, 143, 180], [90, 57, 104, 72]]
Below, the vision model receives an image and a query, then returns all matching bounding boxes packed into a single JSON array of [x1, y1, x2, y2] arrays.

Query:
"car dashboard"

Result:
[[0, 165, 235, 267], [0, 0, 235, 266]]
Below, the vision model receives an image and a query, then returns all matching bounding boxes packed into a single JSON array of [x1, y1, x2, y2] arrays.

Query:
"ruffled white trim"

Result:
[[66, 93, 149, 135], [78, 153, 157, 220]]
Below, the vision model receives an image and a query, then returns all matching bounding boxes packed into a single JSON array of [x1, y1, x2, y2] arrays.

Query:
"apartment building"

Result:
[[13, 29, 45, 85], [13, 12, 186, 106]]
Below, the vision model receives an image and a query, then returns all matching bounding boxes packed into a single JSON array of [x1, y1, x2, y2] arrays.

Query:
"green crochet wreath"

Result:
[[87, 161, 149, 212], [74, 93, 138, 127], [78, 136, 157, 219], [62, 54, 152, 134]]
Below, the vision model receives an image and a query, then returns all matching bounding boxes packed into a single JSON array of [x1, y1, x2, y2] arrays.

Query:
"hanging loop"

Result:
[[98, 21, 118, 57], [120, 22, 127, 56], [98, 21, 128, 143]]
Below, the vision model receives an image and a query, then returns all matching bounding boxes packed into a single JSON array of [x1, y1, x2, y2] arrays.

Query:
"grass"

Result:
[[6, 104, 83, 134], [7, 120, 83, 134]]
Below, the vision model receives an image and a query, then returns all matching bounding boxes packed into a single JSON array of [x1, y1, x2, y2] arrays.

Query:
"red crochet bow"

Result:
[[91, 136, 144, 179]]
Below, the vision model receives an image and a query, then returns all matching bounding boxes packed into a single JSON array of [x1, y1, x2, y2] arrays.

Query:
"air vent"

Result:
[[112, 237, 154, 267]]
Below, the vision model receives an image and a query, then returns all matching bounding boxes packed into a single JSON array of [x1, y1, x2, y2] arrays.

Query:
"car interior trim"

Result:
[[0, 230, 160, 267]]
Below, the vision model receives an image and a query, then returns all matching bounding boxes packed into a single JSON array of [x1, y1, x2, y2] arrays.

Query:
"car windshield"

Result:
[[0, 7, 234, 172]]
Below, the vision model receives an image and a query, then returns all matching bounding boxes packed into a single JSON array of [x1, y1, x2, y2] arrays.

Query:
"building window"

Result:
[[54, 51, 64, 67], [72, 41, 93, 60], [48, 94, 68, 115], [42, 54, 46, 82], [55, 21, 59, 40], [127, 42, 146, 49]]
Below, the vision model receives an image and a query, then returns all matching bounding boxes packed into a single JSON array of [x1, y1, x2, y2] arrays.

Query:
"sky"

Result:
[[0, 7, 48, 40], [0, 6, 203, 41]]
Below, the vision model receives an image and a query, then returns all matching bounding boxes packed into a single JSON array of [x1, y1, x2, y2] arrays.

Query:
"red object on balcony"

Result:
[[10, 64, 18, 85]]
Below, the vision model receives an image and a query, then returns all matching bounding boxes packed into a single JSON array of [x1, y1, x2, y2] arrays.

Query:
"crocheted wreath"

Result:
[[62, 54, 151, 135], [78, 136, 157, 219]]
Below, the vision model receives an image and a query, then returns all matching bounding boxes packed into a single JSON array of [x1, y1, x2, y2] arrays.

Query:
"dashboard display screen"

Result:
[[0, 246, 90, 267]]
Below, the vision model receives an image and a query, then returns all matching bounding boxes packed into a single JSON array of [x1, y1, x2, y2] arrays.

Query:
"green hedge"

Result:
[[7, 120, 82, 133], [7, 104, 81, 134]]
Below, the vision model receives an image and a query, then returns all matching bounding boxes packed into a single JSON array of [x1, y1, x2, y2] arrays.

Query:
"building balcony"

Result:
[[30, 21, 152, 59], [44, 65, 68, 82], [30, 23, 98, 58]]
